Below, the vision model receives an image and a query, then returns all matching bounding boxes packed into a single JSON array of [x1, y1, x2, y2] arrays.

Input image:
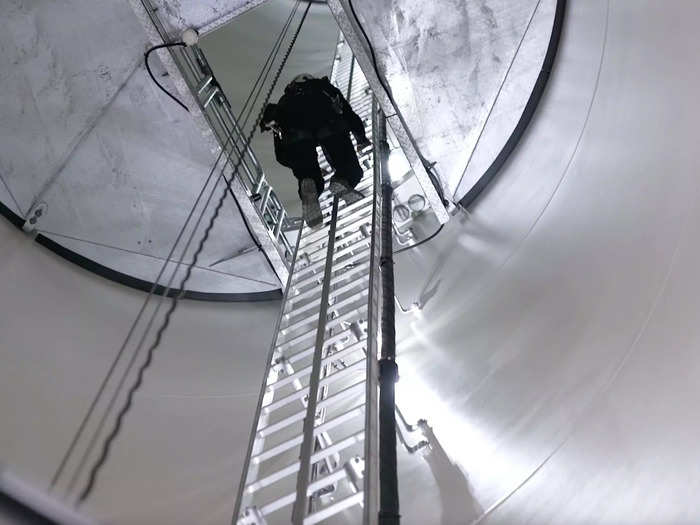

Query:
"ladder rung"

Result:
[[298, 221, 371, 263], [283, 275, 369, 321], [307, 467, 351, 497], [304, 491, 364, 525], [301, 205, 372, 244], [320, 163, 372, 180], [258, 492, 295, 517], [300, 222, 371, 265], [257, 382, 365, 438], [317, 202, 371, 233], [252, 405, 364, 466], [299, 228, 367, 265], [246, 430, 365, 494], [319, 171, 373, 192], [308, 203, 373, 241], [280, 287, 369, 335], [268, 340, 365, 392], [317, 180, 373, 209], [258, 468, 349, 518], [275, 305, 368, 353], [284, 326, 364, 365], [299, 216, 373, 255], [197, 75, 213, 94], [263, 358, 366, 414], [287, 262, 370, 307], [293, 237, 370, 283], [292, 250, 371, 291]]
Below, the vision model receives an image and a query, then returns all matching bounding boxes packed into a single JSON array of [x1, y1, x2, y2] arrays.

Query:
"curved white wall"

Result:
[[4, 0, 700, 523], [0, 0, 281, 295], [0, 217, 279, 524], [393, 1, 700, 523]]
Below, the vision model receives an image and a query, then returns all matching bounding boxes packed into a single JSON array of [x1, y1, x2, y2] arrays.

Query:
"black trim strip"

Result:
[[0, 491, 56, 525], [459, 0, 567, 209], [0, 199, 24, 229], [0, 200, 281, 302]]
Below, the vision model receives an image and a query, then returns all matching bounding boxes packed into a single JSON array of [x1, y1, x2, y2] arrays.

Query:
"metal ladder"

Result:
[[232, 39, 382, 525]]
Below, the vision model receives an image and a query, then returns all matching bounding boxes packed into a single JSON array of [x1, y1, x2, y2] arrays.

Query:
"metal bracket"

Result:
[[22, 201, 47, 234]]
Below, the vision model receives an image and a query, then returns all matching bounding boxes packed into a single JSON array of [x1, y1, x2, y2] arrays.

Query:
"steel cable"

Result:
[[237, 0, 302, 130], [76, 0, 313, 504], [50, 136, 232, 492], [51, 0, 304, 495]]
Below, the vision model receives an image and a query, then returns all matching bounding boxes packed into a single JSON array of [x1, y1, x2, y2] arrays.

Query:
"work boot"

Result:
[[300, 178, 322, 228], [329, 180, 364, 205]]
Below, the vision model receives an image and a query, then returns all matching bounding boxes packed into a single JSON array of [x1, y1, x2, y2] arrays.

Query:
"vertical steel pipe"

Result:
[[376, 111, 400, 525]]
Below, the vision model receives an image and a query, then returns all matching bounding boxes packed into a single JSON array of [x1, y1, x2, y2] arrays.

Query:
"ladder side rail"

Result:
[[232, 223, 303, 523], [292, 199, 341, 525]]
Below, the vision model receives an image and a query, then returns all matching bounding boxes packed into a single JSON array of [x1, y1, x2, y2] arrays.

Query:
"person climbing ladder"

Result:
[[260, 73, 372, 227]]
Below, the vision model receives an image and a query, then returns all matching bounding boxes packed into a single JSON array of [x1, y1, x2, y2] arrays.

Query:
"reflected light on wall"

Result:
[[388, 148, 411, 183], [395, 322, 529, 500]]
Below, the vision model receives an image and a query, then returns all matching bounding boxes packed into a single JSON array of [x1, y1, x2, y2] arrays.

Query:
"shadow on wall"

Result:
[[422, 422, 483, 525]]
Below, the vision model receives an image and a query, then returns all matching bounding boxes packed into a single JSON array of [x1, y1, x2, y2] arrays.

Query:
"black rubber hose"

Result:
[[144, 43, 190, 112]]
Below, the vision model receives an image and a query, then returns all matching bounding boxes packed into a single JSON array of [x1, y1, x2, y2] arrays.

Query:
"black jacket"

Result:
[[263, 77, 367, 166]]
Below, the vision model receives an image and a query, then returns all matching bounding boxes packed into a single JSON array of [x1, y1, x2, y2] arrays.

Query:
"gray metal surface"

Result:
[[0, 0, 280, 294], [200, 0, 340, 218], [4, 0, 700, 523], [0, 216, 282, 525], [328, 0, 556, 204], [148, 0, 265, 39], [391, 0, 700, 523], [327, 0, 450, 224], [233, 41, 380, 524]]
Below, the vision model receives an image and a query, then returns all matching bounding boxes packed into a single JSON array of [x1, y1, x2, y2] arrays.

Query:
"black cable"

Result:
[[237, 0, 301, 127], [393, 224, 444, 256], [145, 43, 190, 112], [64, 152, 229, 497], [76, 0, 314, 504], [54, 4, 304, 494], [219, 1, 302, 279]]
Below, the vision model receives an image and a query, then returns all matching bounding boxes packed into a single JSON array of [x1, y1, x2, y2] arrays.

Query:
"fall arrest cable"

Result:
[[49, 0, 308, 502], [74, 0, 314, 505]]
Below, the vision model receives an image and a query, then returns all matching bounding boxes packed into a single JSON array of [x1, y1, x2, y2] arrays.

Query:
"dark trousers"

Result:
[[286, 133, 364, 198]]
